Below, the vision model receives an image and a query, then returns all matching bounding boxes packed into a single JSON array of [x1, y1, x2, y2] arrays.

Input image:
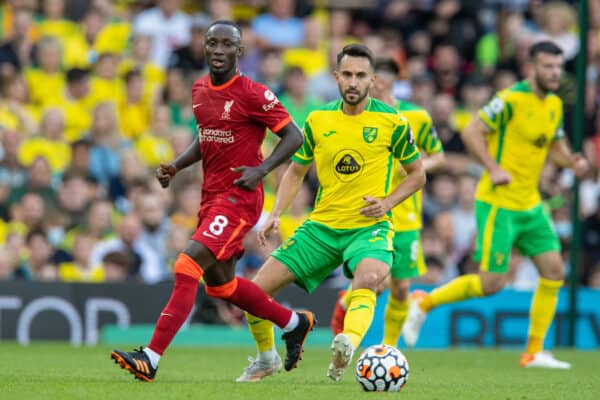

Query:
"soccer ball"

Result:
[[355, 344, 409, 392]]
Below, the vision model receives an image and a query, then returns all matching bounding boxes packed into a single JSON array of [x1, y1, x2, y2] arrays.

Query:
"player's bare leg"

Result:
[[328, 259, 388, 381], [403, 271, 501, 347], [520, 251, 570, 369], [238, 257, 316, 381]]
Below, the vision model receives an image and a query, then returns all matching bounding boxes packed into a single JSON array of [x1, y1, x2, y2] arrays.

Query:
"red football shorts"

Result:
[[191, 187, 263, 261]]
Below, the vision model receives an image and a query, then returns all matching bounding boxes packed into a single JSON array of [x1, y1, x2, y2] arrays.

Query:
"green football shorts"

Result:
[[473, 200, 561, 273], [272, 220, 394, 293], [391, 229, 426, 279]]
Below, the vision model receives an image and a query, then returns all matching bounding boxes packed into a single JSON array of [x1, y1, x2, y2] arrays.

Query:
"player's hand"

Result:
[[156, 163, 177, 188], [231, 166, 267, 191], [571, 153, 589, 178], [489, 166, 511, 186], [360, 196, 392, 218], [257, 214, 281, 246]]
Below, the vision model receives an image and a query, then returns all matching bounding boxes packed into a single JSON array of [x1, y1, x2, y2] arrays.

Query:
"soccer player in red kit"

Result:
[[110, 21, 315, 382]]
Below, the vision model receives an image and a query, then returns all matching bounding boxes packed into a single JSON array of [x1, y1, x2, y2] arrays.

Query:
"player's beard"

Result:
[[535, 74, 558, 95], [341, 86, 369, 105]]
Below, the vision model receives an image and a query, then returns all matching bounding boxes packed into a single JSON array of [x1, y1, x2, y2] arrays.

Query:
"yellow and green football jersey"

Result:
[[475, 80, 564, 210], [392, 101, 443, 231], [292, 98, 420, 229]]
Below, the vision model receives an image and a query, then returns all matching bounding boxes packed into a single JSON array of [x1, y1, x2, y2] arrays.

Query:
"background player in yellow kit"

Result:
[[330, 59, 445, 348], [402, 41, 589, 369], [235, 44, 426, 383]]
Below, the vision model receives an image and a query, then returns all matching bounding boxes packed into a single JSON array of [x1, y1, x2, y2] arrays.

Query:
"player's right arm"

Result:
[[156, 136, 202, 188], [462, 95, 511, 185]]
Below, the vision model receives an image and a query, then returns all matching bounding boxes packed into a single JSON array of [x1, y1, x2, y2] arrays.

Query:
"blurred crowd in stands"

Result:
[[0, 0, 599, 296]]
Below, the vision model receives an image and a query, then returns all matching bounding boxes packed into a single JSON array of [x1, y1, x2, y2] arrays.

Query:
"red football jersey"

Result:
[[191, 72, 292, 194]]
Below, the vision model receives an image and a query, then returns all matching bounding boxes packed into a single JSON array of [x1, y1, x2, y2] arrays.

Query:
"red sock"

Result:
[[148, 273, 198, 355], [220, 277, 292, 328]]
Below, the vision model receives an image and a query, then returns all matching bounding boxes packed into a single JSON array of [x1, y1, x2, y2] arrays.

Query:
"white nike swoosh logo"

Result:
[[160, 312, 173, 317], [202, 231, 217, 239], [193, 103, 202, 109]]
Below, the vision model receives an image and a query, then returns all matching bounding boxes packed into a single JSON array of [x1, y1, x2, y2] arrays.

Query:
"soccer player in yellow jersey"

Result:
[[402, 41, 589, 369], [236, 44, 426, 382], [330, 59, 445, 348]]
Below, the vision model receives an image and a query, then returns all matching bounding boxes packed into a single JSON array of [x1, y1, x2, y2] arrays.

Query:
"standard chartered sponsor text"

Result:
[[201, 128, 235, 143]]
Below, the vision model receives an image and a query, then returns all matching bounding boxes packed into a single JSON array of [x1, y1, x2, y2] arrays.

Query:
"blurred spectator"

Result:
[[7, 156, 57, 208], [238, 20, 262, 80], [90, 53, 122, 106], [14, 192, 45, 231], [307, 38, 345, 103], [583, 200, 600, 286], [0, 74, 38, 135], [424, 173, 457, 219], [54, 68, 93, 143], [279, 66, 323, 127], [18, 108, 71, 173], [108, 152, 147, 212], [118, 69, 153, 140], [430, 43, 464, 98], [162, 68, 195, 134], [0, 8, 35, 77], [170, 182, 201, 232], [58, 231, 103, 282], [64, 6, 130, 69], [69, 139, 93, 178], [137, 191, 171, 272], [282, 16, 327, 78], [166, 223, 190, 270], [23, 228, 58, 281], [257, 48, 284, 94], [57, 171, 94, 230], [134, 104, 175, 168], [120, 34, 166, 93], [88, 102, 127, 185], [252, 0, 304, 50], [430, 94, 466, 155], [0, 129, 27, 211], [25, 36, 64, 108], [102, 250, 134, 282], [167, 15, 209, 77], [416, 256, 445, 285], [38, 0, 79, 50], [89, 212, 164, 283], [453, 76, 492, 133], [0, 248, 20, 280], [134, 0, 191, 68], [534, 1, 578, 61]]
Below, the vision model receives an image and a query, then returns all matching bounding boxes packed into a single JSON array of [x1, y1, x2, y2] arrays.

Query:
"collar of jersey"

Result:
[[337, 97, 373, 114], [208, 71, 241, 91]]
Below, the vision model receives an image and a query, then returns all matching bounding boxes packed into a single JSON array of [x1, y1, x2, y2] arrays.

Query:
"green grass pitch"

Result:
[[1, 343, 598, 400]]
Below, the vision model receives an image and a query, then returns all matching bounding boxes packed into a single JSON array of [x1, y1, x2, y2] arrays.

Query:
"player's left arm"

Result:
[[361, 121, 426, 218], [548, 138, 589, 178]]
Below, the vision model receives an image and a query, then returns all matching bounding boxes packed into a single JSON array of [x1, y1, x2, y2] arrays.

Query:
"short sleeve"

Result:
[[554, 113, 565, 141], [391, 117, 420, 164], [247, 82, 292, 134], [478, 93, 513, 132], [416, 112, 443, 155], [291, 119, 315, 165]]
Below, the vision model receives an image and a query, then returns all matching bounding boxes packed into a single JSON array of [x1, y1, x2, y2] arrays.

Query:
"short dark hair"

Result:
[[374, 58, 399, 76], [206, 20, 242, 38], [529, 41, 563, 59], [66, 68, 90, 84], [124, 69, 142, 84], [336, 44, 374, 68]]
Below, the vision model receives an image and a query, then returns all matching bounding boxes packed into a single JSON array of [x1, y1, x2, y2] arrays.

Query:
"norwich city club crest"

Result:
[[363, 127, 378, 143]]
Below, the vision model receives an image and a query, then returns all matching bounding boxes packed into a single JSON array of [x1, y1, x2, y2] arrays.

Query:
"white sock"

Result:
[[143, 347, 161, 369], [258, 348, 279, 363], [282, 312, 299, 333]]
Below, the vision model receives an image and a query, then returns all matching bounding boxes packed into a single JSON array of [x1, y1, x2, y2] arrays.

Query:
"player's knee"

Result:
[[173, 253, 204, 280], [389, 279, 410, 301], [541, 266, 565, 282], [353, 271, 384, 292], [481, 275, 505, 295], [205, 277, 238, 299]]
